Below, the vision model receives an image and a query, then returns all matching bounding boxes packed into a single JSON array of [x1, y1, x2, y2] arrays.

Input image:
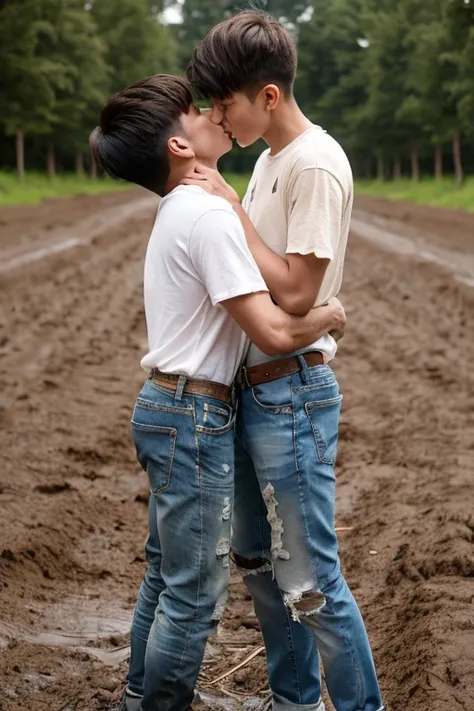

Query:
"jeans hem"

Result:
[[273, 696, 325, 711], [125, 686, 143, 698]]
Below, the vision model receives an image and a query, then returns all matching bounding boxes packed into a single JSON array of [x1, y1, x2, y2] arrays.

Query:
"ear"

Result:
[[168, 135, 195, 159], [261, 84, 280, 111]]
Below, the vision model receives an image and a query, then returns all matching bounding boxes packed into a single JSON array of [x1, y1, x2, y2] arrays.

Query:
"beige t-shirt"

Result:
[[243, 125, 353, 366]]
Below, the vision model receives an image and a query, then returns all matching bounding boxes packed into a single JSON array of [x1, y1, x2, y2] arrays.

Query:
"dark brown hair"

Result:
[[187, 11, 297, 101], [89, 75, 193, 196]]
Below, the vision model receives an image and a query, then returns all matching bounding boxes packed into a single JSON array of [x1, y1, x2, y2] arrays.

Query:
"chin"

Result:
[[218, 139, 233, 157], [236, 135, 259, 148]]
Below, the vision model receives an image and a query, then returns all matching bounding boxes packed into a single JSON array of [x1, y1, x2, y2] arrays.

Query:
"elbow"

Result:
[[255, 328, 293, 357], [277, 292, 314, 317]]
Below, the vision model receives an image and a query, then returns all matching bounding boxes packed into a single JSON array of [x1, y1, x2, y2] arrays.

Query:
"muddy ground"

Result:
[[0, 191, 473, 711]]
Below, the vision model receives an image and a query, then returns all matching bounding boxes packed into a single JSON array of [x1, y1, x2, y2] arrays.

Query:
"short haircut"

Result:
[[187, 10, 297, 100], [90, 75, 193, 195]]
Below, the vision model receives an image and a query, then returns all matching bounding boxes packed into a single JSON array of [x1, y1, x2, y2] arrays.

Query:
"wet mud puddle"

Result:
[[0, 594, 133, 665]]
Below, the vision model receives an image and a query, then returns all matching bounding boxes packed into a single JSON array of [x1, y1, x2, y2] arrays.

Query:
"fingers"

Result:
[[329, 328, 345, 342], [179, 178, 212, 192], [180, 175, 211, 186]]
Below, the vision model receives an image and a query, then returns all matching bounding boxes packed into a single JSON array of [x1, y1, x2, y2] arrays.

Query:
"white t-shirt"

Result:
[[243, 125, 353, 366], [141, 185, 267, 385]]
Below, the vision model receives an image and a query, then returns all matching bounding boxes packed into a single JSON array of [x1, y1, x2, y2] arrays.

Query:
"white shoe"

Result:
[[117, 688, 143, 711]]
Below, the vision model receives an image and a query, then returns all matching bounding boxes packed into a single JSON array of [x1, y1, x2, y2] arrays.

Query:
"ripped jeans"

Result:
[[128, 378, 235, 711], [232, 360, 384, 711]]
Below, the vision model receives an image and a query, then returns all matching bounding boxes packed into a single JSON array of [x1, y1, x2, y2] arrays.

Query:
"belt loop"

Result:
[[175, 375, 187, 401], [297, 354, 310, 384], [239, 365, 250, 389]]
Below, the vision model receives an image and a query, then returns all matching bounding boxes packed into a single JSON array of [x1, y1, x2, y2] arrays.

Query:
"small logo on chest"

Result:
[[272, 177, 279, 194]]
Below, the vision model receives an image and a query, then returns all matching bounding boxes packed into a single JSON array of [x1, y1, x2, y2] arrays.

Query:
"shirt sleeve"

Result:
[[286, 167, 346, 261], [189, 208, 268, 306]]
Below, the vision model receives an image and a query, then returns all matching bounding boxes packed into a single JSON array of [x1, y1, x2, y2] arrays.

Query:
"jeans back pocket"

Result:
[[131, 421, 177, 494]]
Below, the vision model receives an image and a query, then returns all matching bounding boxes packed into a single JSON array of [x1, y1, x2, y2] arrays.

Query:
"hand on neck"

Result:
[[164, 156, 219, 195]]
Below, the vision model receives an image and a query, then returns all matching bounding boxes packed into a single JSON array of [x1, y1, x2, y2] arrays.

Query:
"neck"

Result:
[[197, 157, 218, 170], [164, 156, 219, 195], [262, 98, 313, 156]]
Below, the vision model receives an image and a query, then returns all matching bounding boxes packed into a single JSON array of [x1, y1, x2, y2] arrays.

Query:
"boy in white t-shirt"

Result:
[[187, 11, 384, 711], [90, 74, 345, 711]]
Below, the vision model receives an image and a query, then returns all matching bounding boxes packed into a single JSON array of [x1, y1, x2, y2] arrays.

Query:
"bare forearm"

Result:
[[269, 304, 338, 355], [234, 205, 327, 316], [222, 292, 345, 358]]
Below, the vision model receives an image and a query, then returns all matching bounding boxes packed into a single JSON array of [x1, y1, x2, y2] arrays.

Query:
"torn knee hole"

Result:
[[230, 553, 273, 576], [231, 553, 264, 569], [284, 590, 326, 621], [294, 591, 326, 613]]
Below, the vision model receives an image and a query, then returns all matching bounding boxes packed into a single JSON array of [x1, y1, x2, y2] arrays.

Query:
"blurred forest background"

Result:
[[1, 0, 474, 189]]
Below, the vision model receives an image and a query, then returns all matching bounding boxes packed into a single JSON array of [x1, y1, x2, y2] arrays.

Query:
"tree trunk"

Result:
[[452, 129, 463, 188], [410, 140, 420, 182], [376, 156, 384, 181], [393, 155, 401, 181], [47, 141, 56, 180], [75, 150, 85, 179], [16, 130, 24, 184], [90, 149, 97, 180], [434, 144, 443, 181]]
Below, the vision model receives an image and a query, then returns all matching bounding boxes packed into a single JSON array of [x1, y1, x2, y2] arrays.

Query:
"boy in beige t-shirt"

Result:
[[186, 10, 384, 711], [241, 123, 353, 367]]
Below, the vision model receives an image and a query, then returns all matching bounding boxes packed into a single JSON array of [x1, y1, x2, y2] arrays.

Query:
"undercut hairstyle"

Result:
[[90, 75, 193, 196], [187, 10, 297, 101]]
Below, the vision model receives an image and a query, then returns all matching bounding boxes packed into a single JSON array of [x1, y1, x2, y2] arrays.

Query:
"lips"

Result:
[[221, 124, 233, 140]]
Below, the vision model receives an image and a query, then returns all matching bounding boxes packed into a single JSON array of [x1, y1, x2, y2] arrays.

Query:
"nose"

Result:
[[207, 105, 225, 125]]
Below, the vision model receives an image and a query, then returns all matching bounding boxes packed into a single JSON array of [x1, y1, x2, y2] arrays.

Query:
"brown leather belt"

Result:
[[238, 351, 325, 388], [150, 369, 233, 405]]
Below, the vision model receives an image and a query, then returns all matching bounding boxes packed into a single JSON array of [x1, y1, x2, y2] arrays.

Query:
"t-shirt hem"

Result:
[[246, 337, 337, 367], [138, 359, 235, 386], [286, 246, 334, 260]]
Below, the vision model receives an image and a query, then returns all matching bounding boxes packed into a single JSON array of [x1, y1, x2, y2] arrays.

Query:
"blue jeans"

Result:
[[128, 378, 235, 711], [232, 358, 384, 711]]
